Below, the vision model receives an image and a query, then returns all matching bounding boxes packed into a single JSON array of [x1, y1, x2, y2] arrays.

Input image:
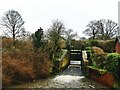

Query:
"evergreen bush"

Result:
[[106, 53, 120, 80]]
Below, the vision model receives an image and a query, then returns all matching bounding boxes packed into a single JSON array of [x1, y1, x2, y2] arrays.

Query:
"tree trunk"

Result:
[[13, 25, 15, 41]]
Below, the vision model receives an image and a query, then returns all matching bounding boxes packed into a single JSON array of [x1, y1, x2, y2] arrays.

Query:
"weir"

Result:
[[69, 49, 85, 71]]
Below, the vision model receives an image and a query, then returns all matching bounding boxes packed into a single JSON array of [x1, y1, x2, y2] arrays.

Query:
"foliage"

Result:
[[2, 38, 33, 60], [83, 40, 91, 49], [2, 55, 35, 86], [106, 53, 120, 80], [32, 50, 52, 78], [91, 46, 107, 69], [31, 28, 52, 78], [64, 29, 77, 49], [71, 40, 85, 49], [59, 38, 66, 49], [85, 47, 92, 51], [92, 46, 105, 55], [98, 40, 115, 53], [2, 38, 52, 86], [90, 40, 115, 53], [47, 19, 65, 58], [1, 10, 25, 40], [52, 50, 69, 74], [90, 40, 99, 46], [93, 53, 107, 69], [32, 27, 44, 49]]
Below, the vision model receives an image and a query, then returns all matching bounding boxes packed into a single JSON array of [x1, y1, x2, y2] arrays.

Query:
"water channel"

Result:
[[12, 65, 113, 89]]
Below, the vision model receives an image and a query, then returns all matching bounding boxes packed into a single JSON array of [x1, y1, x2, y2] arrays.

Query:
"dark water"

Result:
[[13, 65, 113, 89]]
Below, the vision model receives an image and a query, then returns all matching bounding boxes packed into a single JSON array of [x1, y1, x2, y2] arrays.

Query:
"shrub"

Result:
[[90, 40, 115, 53], [2, 38, 34, 61], [84, 40, 91, 47], [92, 46, 104, 55], [85, 47, 92, 51], [32, 51, 52, 79], [91, 40, 99, 47], [98, 40, 115, 53], [2, 38, 14, 48], [106, 53, 120, 80], [91, 46, 107, 69], [93, 53, 107, 69], [2, 74, 11, 86], [2, 38, 53, 86], [2, 55, 35, 86], [71, 40, 85, 49], [39, 59, 52, 78]]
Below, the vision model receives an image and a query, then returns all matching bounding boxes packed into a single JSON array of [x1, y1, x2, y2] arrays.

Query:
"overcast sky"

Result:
[[0, 0, 119, 37]]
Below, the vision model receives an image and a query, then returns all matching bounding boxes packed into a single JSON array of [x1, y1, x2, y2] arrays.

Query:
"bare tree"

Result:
[[98, 19, 118, 40], [1, 10, 25, 40], [47, 19, 65, 58], [83, 19, 118, 40], [65, 29, 77, 48], [83, 20, 99, 39]]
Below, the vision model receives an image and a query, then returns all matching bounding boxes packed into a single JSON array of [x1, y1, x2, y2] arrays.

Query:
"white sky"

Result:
[[0, 0, 119, 37]]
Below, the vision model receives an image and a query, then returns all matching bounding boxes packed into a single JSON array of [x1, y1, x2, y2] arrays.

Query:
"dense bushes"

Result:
[[33, 51, 52, 78], [106, 53, 120, 80], [91, 46, 120, 86], [72, 39, 115, 52], [90, 40, 115, 53], [2, 38, 52, 86], [2, 55, 35, 86], [85, 40, 120, 88], [92, 46, 104, 55], [91, 46, 107, 69], [71, 40, 85, 49]]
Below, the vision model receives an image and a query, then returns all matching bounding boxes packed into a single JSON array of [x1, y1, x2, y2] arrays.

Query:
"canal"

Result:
[[12, 65, 112, 89]]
